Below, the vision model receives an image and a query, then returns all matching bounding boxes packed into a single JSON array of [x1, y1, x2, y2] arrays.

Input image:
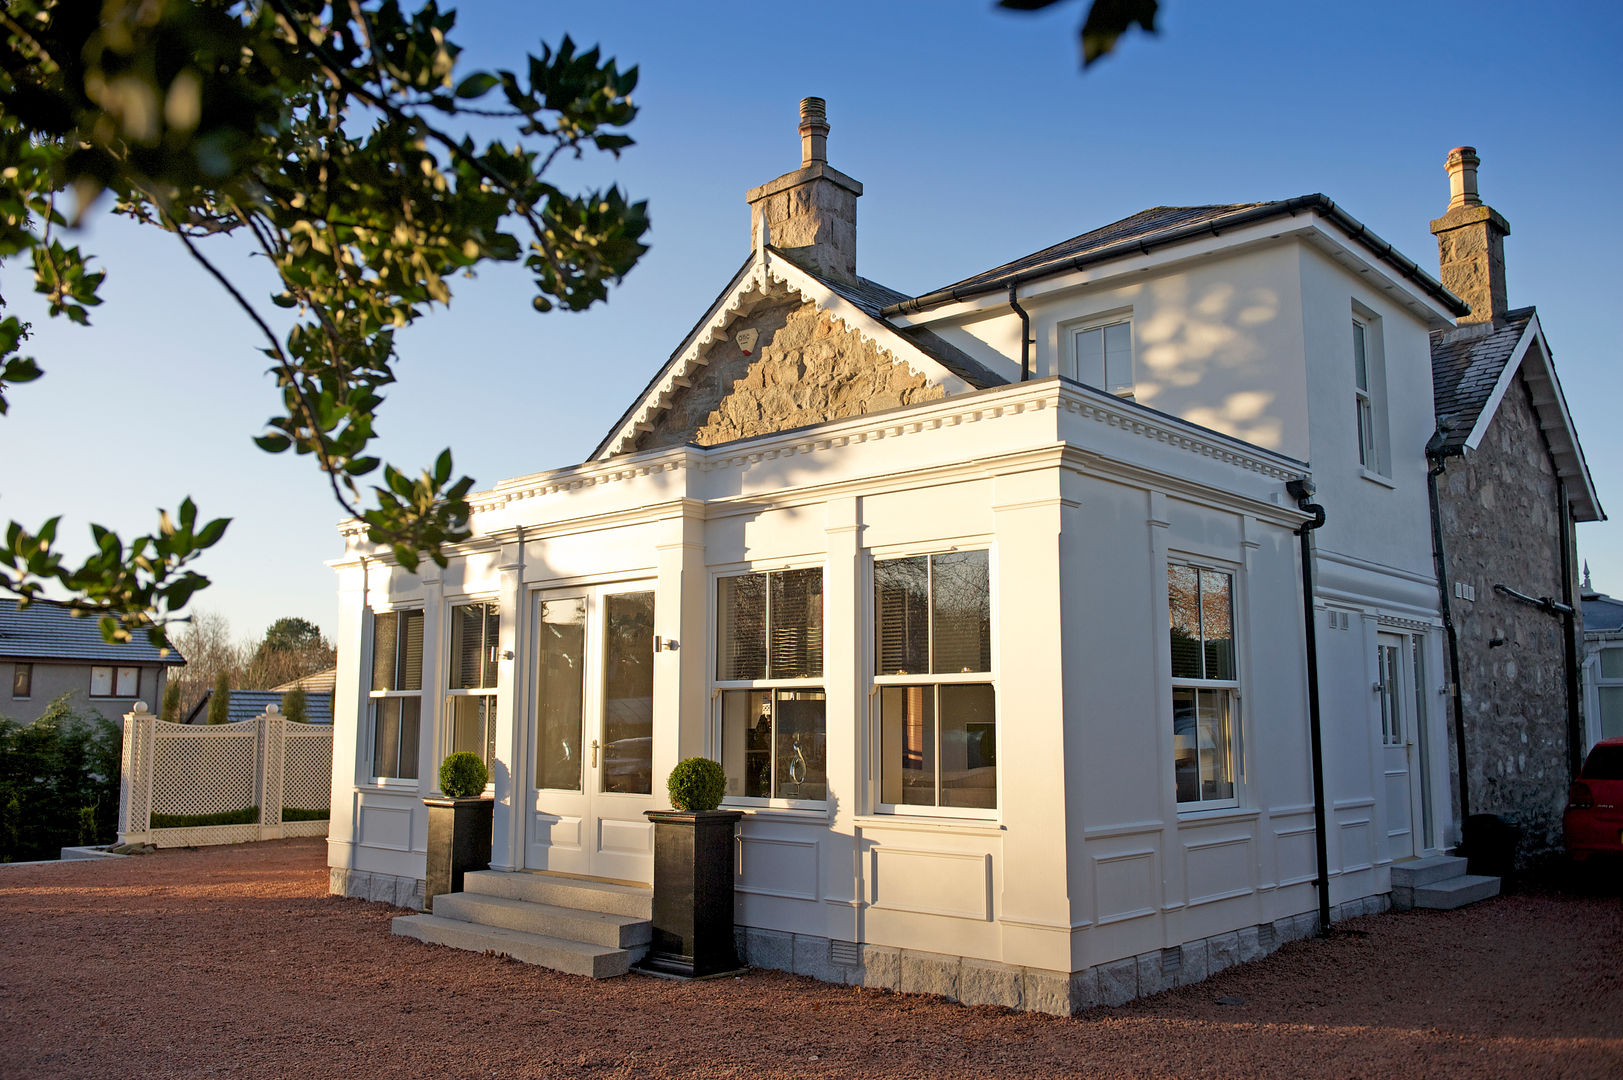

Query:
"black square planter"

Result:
[[422, 796, 494, 913], [637, 809, 744, 978]]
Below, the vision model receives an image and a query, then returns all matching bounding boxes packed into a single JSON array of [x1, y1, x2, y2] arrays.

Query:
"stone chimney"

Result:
[[1430, 146, 1511, 326], [746, 97, 862, 283]]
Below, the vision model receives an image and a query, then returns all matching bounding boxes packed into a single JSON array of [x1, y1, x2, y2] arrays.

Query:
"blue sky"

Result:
[[2, 1, 1619, 641]]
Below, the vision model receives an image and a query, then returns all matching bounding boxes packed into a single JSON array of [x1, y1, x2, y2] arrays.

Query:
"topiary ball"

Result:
[[439, 752, 490, 798], [666, 757, 727, 812]]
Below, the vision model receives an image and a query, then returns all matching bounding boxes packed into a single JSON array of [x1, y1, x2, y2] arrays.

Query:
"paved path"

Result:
[[1, 839, 1619, 1079]]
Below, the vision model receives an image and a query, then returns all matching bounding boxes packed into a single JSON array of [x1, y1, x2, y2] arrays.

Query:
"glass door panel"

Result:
[[602, 591, 654, 796]]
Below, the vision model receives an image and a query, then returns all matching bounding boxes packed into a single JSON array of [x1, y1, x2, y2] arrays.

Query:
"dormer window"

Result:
[[1071, 318, 1135, 399]]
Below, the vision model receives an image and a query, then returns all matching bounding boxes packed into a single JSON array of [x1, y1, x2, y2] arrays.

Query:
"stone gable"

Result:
[[632, 295, 944, 452]]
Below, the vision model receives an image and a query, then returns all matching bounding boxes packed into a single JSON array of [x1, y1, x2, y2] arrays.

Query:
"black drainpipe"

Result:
[[1425, 436, 1471, 828], [1008, 285, 1032, 381], [1287, 476, 1332, 936], [1557, 478, 1583, 777]]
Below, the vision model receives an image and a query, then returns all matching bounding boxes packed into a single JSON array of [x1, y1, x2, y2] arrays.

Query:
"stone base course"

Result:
[[330, 867, 424, 911], [735, 894, 1389, 1016]]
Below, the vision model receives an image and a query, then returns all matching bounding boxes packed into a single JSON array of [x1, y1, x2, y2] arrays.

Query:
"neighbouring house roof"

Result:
[[185, 689, 333, 725], [273, 666, 337, 694], [881, 196, 1469, 319], [1582, 589, 1623, 635], [0, 599, 184, 665], [1429, 308, 1604, 523]]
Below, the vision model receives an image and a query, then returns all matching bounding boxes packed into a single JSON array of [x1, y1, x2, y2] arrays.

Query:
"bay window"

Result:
[[717, 568, 826, 803], [447, 600, 499, 772], [1168, 563, 1239, 807], [369, 609, 423, 781], [875, 550, 996, 811]]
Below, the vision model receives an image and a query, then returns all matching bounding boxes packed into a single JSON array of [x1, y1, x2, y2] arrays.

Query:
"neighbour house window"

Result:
[[1596, 647, 1623, 741], [12, 663, 31, 699], [1071, 319, 1135, 399], [716, 568, 826, 803], [447, 600, 500, 775], [369, 609, 423, 781], [90, 665, 139, 698], [875, 550, 996, 812], [1169, 563, 1240, 808]]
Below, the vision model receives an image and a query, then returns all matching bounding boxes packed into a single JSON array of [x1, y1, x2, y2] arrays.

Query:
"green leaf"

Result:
[[455, 72, 500, 99]]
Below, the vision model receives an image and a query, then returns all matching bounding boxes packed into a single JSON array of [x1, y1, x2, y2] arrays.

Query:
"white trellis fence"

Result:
[[118, 702, 333, 848]]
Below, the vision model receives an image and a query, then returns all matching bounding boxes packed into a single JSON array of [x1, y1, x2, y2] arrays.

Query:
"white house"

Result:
[[328, 100, 1516, 1012]]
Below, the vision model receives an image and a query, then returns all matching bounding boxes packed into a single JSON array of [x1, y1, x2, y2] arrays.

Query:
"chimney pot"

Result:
[[1446, 145, 1482, 210], [799, 96, 829, 167]]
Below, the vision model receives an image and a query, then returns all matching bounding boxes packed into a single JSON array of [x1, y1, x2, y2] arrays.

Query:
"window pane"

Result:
[[769, 568, 823, 679], [1168, 566, 1202, 678], [1378, 645, 1401, 745], [1601, 687, 1623, 740], [1353, 321, 1369, 390], [535, 597, 585, 791], [875, 557, 929, 675], [116, 667, 139, 696], [1104, 321, 1133, 394], [449, 604, 484, 689], [484, 604, 501, 688], [717, 574, 766, 681], [450, 695, 494, 769], [12, 663, 30, 698], [602, 591, 654, 795], [398, 610, 424, 691], [371, 612, 398, 691], [932, 551, 991, 674], [1357, 396, 1374, 468], [373, 697, 420, 780], [1601, 649, 1623, 680], [773, 690, 827, 801], [721, 689, 773, 799], [1195, 689, 1234, 802], [880, 685, 935, 806], [90, 666, 113, 696], [1172, 687, 1199, 803], [939, 684, 996, 809], [1075, 326, 1103, 386], [1199, 569, 1234, 680]]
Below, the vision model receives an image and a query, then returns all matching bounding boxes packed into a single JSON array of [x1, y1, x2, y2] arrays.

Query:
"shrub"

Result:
[[161, 680, 181, 722], [207, 672, 231, 725], [151, 806, 258, 829], [666, 757, 727, 812], [438, 752, 489, 798], [281, 687, 308, 724], [0, 697, 121, 861], [281, 806, 330, 822]]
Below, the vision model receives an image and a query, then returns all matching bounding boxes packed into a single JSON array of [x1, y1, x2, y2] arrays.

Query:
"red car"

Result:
[[1565, 737, 1623, 859]]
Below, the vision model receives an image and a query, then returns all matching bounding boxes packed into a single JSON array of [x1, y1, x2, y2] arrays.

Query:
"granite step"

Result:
[[392, 913, 642, 978], [432, 891, 651, 949], [461, 869, 652, 920], [1412, 873, 1500, 911], [1390, 855, 1469, 889]]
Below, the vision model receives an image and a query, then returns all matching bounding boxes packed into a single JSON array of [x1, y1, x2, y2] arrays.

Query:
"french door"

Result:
[[524, 583, 657, 883], [1376, 631, 1432, 861]]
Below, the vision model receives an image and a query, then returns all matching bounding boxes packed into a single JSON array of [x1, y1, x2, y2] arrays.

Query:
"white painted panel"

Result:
[[535, 813, 581, 850], [737, 836, 819, 902], [1274, 825, 1318, 886], [1338, 818, 1374, 872], [1184, 836, 1255, 907], [357, 806, 413, 851], [871, 848, 991, 921], [1093, 850, 1157, 924], [599, 817, 653, 857]]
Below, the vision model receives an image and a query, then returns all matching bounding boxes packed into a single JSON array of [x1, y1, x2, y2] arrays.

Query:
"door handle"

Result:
[[591, 739, 599, 768]]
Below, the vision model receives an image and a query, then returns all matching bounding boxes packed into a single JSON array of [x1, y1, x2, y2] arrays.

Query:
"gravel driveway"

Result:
[[1, 838, 1618, 1079]]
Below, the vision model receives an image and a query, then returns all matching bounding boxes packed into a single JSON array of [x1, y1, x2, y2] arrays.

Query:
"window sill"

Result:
[[1175, 805, 1258, 824], [728, 805, 831, 823], [1359, 468, 1395, 489], [855, 813, 1004, 835]]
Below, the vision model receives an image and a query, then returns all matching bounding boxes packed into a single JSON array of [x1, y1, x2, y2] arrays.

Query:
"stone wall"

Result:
[[634, 295, 944, 453], [1436, 372, 1582, 858]]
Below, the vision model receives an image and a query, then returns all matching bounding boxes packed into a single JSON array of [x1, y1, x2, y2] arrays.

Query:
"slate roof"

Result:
[[1428, 308, 1537, 453], [0, 599, 184, 664], [273, 666, 337, 694], [185, 689, 333, 725], [1583, 592, 1623, 634], [883, 195, 1467, 319]]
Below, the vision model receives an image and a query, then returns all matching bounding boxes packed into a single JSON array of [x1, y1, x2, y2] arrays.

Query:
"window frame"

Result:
[[1351, 307, 1390, 479], [712, 563, 828, 810], [1167, 558, 1243, 813], [1064, 311, 1136, 399], [1595, 645, 1623, 741], [366, 606, 424, 785], [12, 662, 32, 699], [89, 665, 139, 699], [444, 597, 501, 781], [871, 545, 999, 819]]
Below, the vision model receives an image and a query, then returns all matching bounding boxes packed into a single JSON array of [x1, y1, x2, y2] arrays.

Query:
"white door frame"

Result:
[[1376, 630, 1432, 861]]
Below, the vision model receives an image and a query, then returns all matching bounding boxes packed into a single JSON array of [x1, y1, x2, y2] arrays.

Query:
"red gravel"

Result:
[[1, 839, 1619, 1079]]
